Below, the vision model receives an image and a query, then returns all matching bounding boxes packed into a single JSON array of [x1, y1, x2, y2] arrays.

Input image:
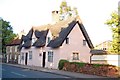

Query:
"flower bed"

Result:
[[62, 62, 120, 78]]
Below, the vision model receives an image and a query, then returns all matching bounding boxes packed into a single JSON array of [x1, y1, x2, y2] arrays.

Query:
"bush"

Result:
[[58, 59, 69, 70], [70, 62, 86, 67]]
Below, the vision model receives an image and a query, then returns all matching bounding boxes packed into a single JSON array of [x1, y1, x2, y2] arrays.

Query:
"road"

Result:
[[2, 64, 70, 78]]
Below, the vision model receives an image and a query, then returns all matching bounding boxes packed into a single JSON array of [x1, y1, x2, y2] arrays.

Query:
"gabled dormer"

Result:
[[22, 28, 33, 49], [32, 29, 49, 48]]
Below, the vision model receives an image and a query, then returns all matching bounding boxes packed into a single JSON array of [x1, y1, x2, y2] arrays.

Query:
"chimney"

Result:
[[52, 10, 60, 23]]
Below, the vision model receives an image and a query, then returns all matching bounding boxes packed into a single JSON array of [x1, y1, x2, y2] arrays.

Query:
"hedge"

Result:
[[58, 59, 69, 70]]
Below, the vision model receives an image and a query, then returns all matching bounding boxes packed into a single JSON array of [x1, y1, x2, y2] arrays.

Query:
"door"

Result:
[[25, 53, 28, 65], [42, 52, 46, 67]]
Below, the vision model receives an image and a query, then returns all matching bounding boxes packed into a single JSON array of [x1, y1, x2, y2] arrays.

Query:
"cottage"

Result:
[[6, 30, 26, 64], [19, 17, 94, 69], [6, 38, 21, 64]]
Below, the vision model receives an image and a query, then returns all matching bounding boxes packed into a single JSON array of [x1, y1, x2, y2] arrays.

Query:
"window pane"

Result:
[[21, 53, 24, 60], [29, 51, 32, 59], [48, 51, 53, 62], [83, 40, 86, 46], [73, 53, 79, 60], [48, 37, 50, 43]]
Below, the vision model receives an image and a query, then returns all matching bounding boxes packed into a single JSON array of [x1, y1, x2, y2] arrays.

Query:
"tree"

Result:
[[105, 11, 120, 54], [59, 0, 78, 20], [0, 18, 16, 54]]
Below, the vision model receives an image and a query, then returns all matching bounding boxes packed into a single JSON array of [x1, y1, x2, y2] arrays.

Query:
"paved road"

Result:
[[2, 64, 70, 78]]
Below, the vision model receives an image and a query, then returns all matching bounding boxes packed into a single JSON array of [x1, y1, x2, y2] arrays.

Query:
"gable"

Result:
[[47, 20, 94, 49]]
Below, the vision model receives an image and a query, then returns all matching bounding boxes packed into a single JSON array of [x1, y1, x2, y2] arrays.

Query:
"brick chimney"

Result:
[[52, 10, 60, 23]]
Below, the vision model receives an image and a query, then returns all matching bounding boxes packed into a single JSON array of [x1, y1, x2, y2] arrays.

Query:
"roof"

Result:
[[21, 16, 94, 49], [47, 20, 94, 49], [33, 30, 49, 47], [22, 28, 33, 48], [90, 49, 107, 55], [6, 38, 21, 46]]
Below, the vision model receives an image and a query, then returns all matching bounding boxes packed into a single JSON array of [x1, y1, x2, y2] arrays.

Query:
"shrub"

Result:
[[70, 62, 86, 67], [58, 59, 69, 70]]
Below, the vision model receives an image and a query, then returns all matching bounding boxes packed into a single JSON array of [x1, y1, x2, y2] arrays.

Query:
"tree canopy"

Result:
[[0, 18, 16, 53], [105, 11, 120, 54], [59, 0, 78, 20]]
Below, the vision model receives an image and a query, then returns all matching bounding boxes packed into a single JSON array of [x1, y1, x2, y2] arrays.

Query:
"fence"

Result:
[[91, 54, 120, 67]]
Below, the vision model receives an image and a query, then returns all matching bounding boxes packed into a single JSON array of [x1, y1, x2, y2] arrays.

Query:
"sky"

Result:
[[0, 0, 119, 46]]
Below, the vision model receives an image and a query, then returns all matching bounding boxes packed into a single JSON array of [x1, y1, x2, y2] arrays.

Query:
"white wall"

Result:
[[92, 55, 120, 67], [20, 47, 43, 67], [60, 23, 91, 63], [45, 23, 91, 69], [19, 23, 92, 69]]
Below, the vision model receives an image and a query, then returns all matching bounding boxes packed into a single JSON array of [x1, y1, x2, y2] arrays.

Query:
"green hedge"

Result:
[[58, 59, 69, 70], [70, 62, 86, 67]]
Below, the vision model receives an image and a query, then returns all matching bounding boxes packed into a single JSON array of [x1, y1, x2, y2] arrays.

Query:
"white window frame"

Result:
[[15, 46, 18, 52], [29, 51, 32, 60], [14, 54, 17, 60], [10, 54, 12, 59], [47, 37, 51, 43], [10, 47, 12, 52], [32, 38, 36, 45], [73, 52, 79, 60], [21, 53, 24, 60], [48, 51, 53, 62]]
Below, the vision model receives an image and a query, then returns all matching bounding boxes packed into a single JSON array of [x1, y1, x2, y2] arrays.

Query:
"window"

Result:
[[32, 38, 36, 44], [15, 46, 18, 52], [83, 40, 86, 46], [14, 54, 17, 59], [66, 37, 69, 44], [47, 37, 50, 43], [73, 52, 79, 60], [10, 54, 12, 59], [10, 47, 12, 52], [48, 51, 53, 62], [29, 51, 32, 60], [103, 48, 106, 50], [21, 53, 24, 60]]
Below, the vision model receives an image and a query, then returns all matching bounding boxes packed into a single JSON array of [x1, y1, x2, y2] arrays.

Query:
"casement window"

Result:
[[48, 51, 53, 62], [32, 38, 36, 45], [66, 37, 69, 44], [29, 51, 32, 60], [10, 47, 12, 52], [73, 52, 79, 60], [10, 54, 12, 59], [83, 40, 86, 46], [21, 53, 24, 60], [15, 46, 18, 52], [14, 54, 17, 59], [47, 37, 51, 43]]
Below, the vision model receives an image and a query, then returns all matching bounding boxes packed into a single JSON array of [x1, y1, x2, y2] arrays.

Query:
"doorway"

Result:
[[42, 52, 46, 67], [25, 53, 28, 65]]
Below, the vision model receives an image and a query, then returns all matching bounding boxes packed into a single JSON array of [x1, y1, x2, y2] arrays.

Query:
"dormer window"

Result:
[[47, 37, 51, 43], [83, 40, 86, 46], [66, 37, 69, 44]]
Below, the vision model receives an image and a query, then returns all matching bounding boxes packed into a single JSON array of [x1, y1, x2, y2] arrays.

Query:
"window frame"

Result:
[[48, 51, 53, 62], [73, 52, 79, 60], [66, 37, 69, 44], [47, 37, 51, 43], [32, 38, 36, 45], [21, 53, 24, 60], [29, 51, 32, 60], [83, 40, 86, 46]]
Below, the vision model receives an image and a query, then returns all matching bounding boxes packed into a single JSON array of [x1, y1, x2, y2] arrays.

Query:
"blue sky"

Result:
[[0, 0, 119, 46]]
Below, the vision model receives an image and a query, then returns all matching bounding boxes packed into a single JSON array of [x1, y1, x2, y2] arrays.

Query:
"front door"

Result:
[[25, 53, 28, 65], [42, 52, 46, 67]]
